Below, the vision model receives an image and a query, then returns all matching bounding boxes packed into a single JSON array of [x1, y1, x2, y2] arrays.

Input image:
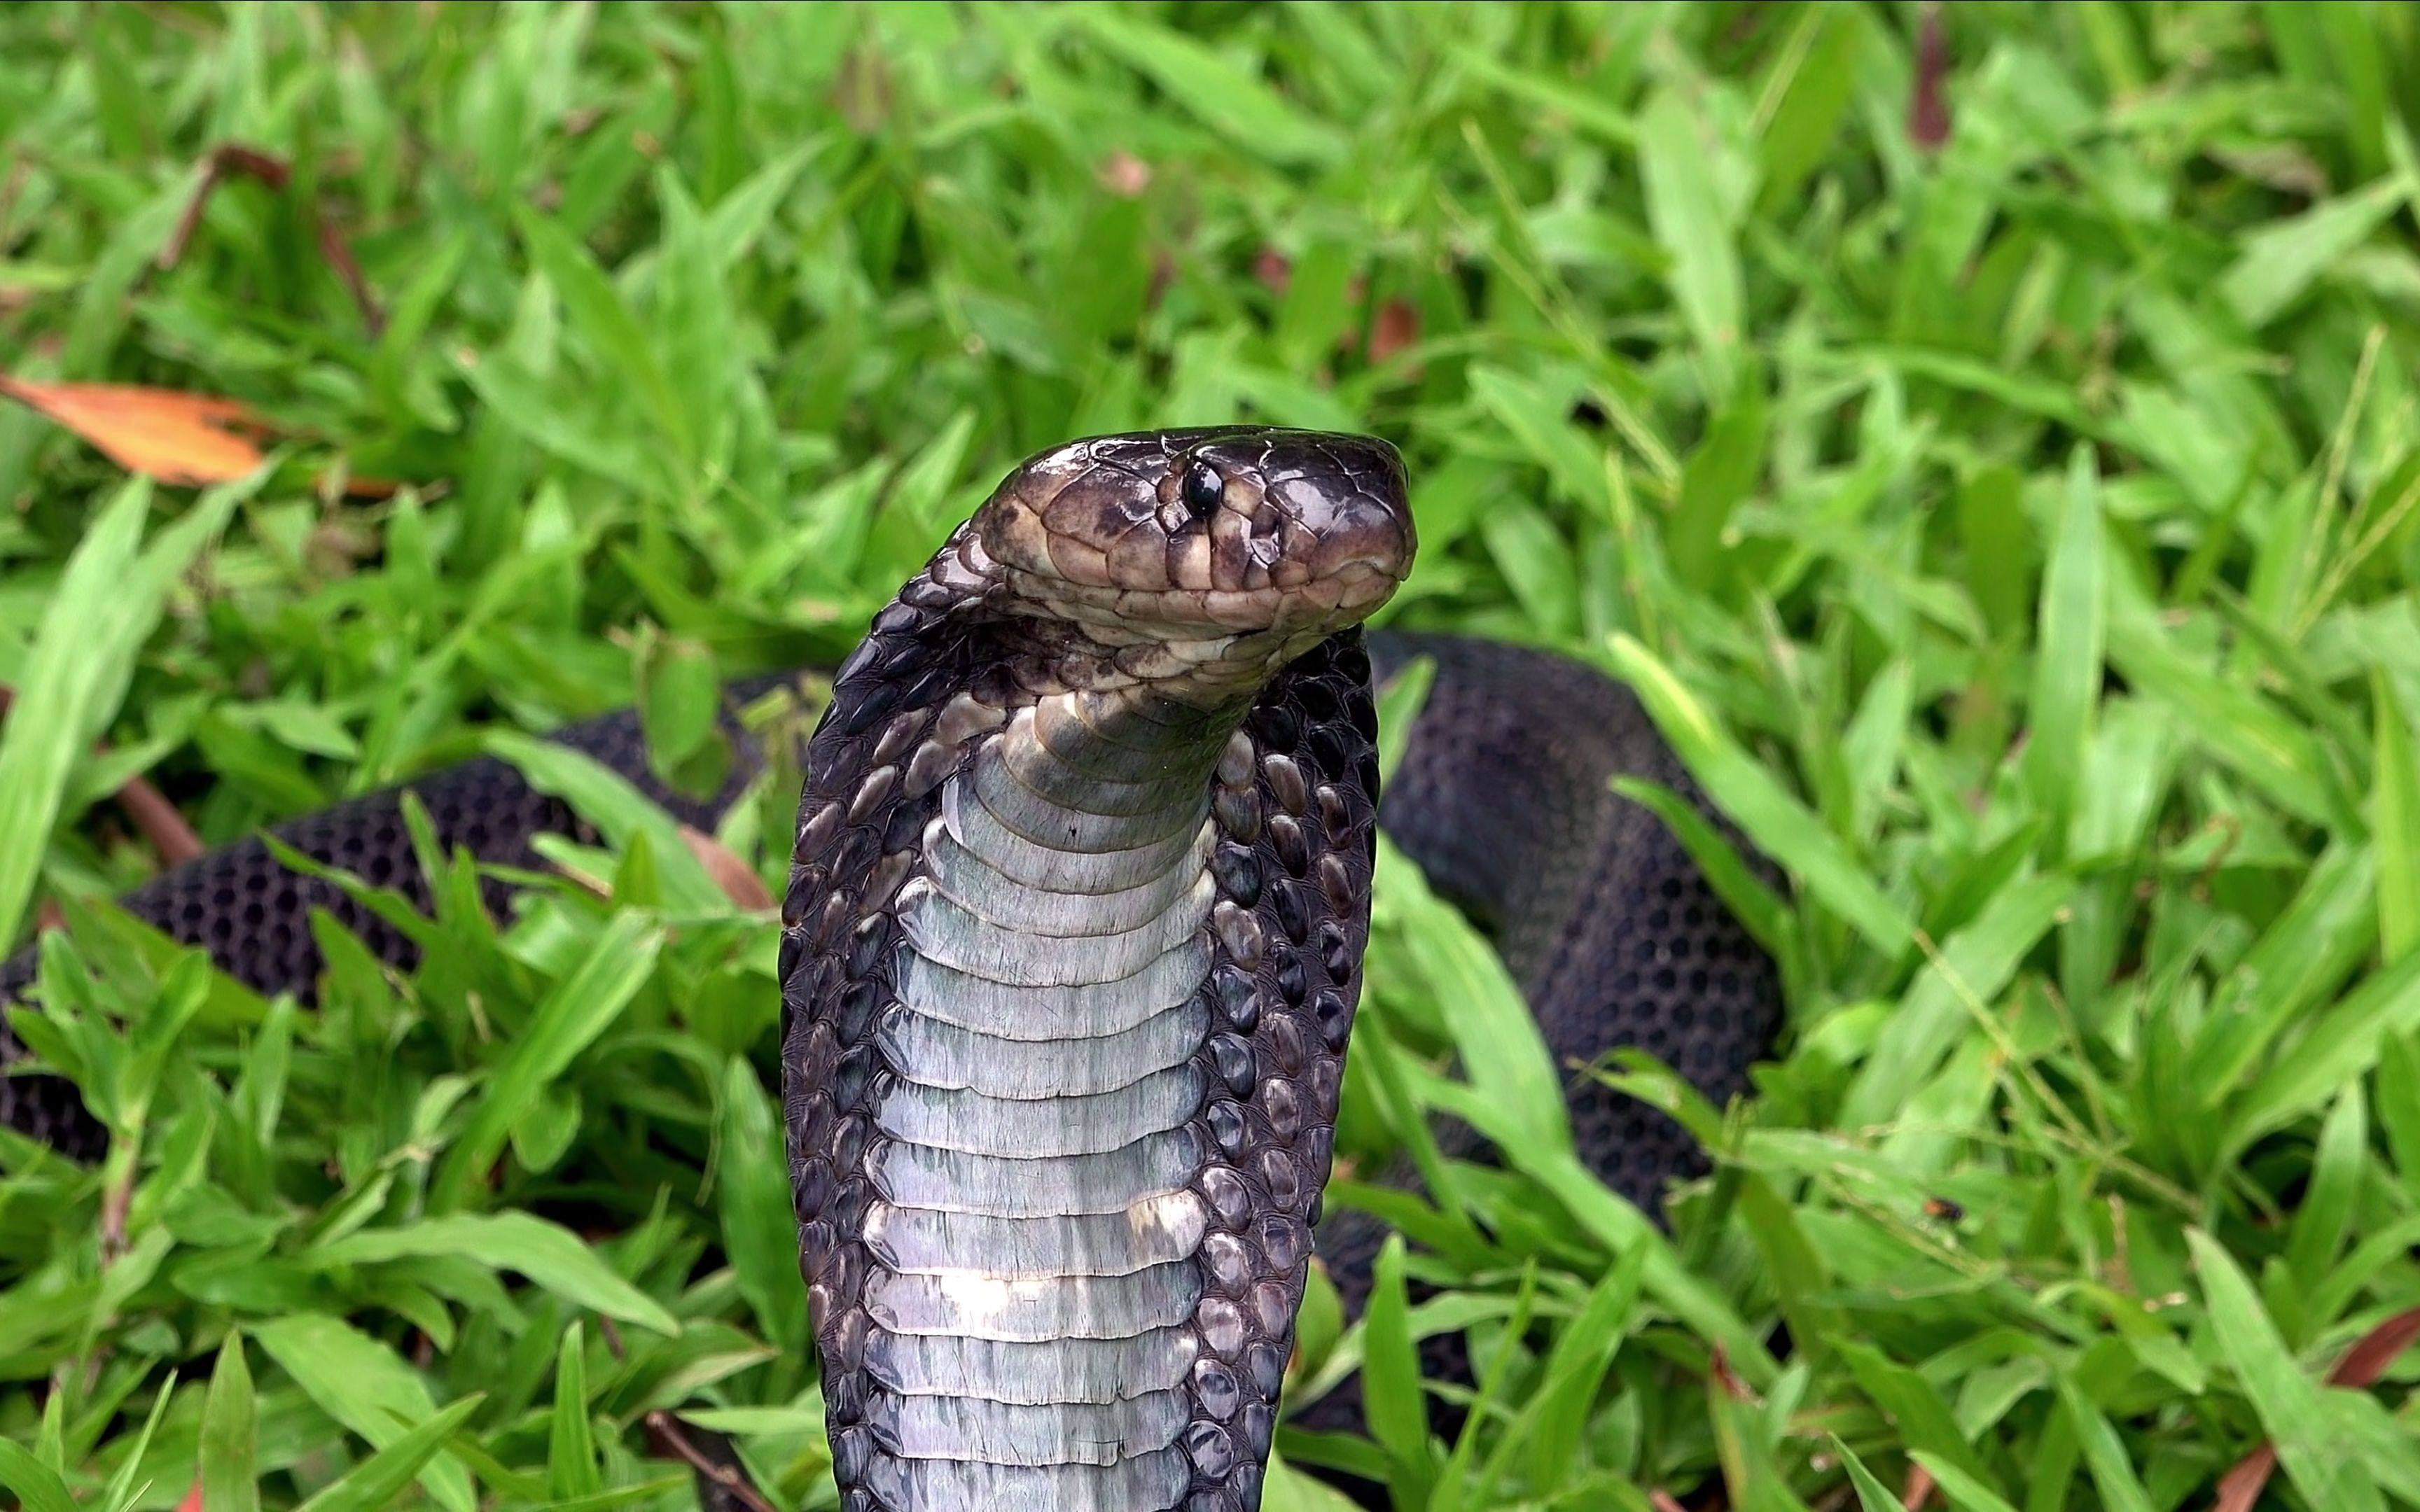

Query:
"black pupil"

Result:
[[1181, 460, 1223, 519]]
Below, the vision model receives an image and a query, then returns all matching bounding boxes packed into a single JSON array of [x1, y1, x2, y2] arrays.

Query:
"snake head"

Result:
[[974, 426, 1414, 674]]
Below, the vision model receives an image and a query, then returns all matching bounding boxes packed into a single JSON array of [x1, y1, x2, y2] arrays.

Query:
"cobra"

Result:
[[0, 426, 1781, 1511]]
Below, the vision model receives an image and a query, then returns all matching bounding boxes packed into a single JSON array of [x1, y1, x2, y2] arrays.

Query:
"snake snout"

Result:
[[982, 426, 1415, 645], [1227, 432, 1414, 610]]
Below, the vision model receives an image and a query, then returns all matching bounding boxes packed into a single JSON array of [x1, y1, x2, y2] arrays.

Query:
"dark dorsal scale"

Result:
[[1178, 631, 1379, 1499]]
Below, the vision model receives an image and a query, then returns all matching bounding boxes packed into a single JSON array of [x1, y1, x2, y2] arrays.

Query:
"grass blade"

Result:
[[293, 1396, 486, 1512], [513, 204, 690, 461], [2187, 1226, 2388, 1512], [1828, 1434, 1903, 1512], [718, 1056, 811, 1353], [0, 477, 238, 951], [548, 1322, 601, 1500], [1074, 10, 1344, 166], [255, 1315, 475, 1512], [200, 1331, 258, 1512], [1608, 633, 1912, 955], [2026, 447, 2106, 855], [312, 1211, 679, 1336], [1363, 1234, 1435, 1504], [0, 1441, 76, 1512], [2374, 669, 2420, 962]]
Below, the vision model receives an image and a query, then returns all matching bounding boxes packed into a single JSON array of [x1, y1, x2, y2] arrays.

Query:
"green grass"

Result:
[[5, 2, 2420, 1507]]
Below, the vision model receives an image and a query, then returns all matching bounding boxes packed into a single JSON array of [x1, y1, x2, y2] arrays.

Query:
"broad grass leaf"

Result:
[[705, 143, 813, 272], [1372, 836, 1570, 1156], [1708, 1359, 1814, 1512], [1468, 365, 1610, 517], [292, 1396, 485, 1512], [0, 1441, 76, 1512], [2186, 1228, 2387, 1512], [652, 166, 732, 469], [1361, 1235, 1435, 1503], [2373, 668, 2420, 962], [1262, 1452, 1365, 1512], [2025, 447, 2106, 853], [1075, 10, 1345, 167], [92, 1374, 176, 1512], [635, 633, 721, 774], [2052, 1373, 2157, 1512], [1639, 88, 1746, 392], [1827, 1434, 1903, 1512], [1757, 8, 1862, 214], [1912, 1453, 2020, 1512], [1670, 369, 1765, 592], [2189, 841, 2377, 1100], [427, 911, 667, 1210], [1479, 498, 1580, 638], [1833, 1339, 1999, 1494], [1611, 776, 1793, 959], [254, 1315, 475, 1512], [2234, 946, 2420, 1147], [1427, 1109, 1776, 1387], [1524, 1238, 1646, 1485], [483, 731, 725, 913], [200, 1331, 258, 1512], [2221, 172, 2413, 328], [2105, 603, 2341, 827], [1839, 874, 2072, 1130], [0, 477, 240, 952], [718, 1056, 810, 1353], [2377, 1032, 2420, 1188], [1608, 634, 1913, 955], [512, 204, 690, 461], [1372, 651, 1434, 790], [548, 1322, 600, 1499], [2285, 1084, 2365, 1290], [313, 1211, 679, 1336]]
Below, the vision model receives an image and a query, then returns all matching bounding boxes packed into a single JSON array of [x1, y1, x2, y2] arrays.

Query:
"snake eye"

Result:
[[1179, 459, 1225, 521]]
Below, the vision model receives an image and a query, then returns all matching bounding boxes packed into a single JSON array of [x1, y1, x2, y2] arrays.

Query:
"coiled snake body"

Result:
[[1, 427, 1780, 1510]]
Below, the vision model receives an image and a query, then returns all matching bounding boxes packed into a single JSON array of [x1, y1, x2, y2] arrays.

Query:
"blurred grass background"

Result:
[[6, 2, 2420, 1508]]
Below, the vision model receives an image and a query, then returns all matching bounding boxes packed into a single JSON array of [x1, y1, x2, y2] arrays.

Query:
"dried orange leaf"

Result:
[[2328, 1306, 2420, 1387], [0, 376, 270, 486], [1367, 297, 1421, 365], [680, 825, 774, 911]]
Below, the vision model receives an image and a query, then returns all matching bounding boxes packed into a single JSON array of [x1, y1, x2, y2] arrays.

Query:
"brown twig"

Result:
[[1902, 1462, 1937, 1509], [113, 774, 204, 865], [160, 145, 289, 271], [159, 143, 384, 336], [2209, 1307, 2420, 1511], [1908, 4, 1951, 151], [316, 211, 387, 337], [99, 1166, 133, 1259], [643, 1411, 779, 1512]]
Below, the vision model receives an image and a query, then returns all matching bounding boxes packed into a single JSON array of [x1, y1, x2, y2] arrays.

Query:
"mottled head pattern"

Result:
[[966, 426, 1413, 690], [782, 426, 1414, 1512]]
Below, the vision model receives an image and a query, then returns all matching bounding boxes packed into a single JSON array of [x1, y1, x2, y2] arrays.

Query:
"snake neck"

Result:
[[835, 686, 1237, 1510], [788, 556, 1382, 1512]]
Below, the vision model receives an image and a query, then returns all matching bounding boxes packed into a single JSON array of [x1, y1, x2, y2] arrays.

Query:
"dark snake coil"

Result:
[[1, 428, 1780, 1510]]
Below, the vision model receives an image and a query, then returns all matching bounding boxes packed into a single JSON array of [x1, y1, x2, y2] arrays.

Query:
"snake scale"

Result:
[[0, 427, 1781, 1510]]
